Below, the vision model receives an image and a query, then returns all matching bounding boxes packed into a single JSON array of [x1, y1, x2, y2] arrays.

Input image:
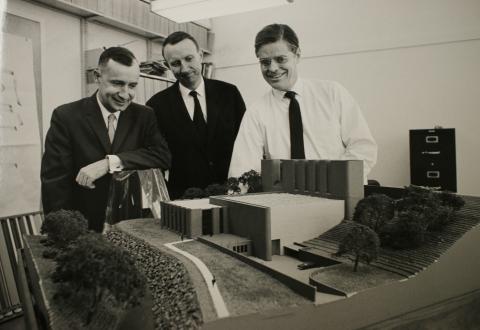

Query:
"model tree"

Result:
[[52, 234, 146, 323], [381, 206, 429, 249], [239, 170, 262, 193], [438, 190, 465, 210], [429, 191, 466, 230], [181, 187, 206, 199], [336, 223, 380, 272], [352, 194, 395, 232], [396, 185, 435, 212], [396, 185, 440, 227], [41, 210, 89, 257], [204, 183, 228, 196], [226, 177, 241, 194], [395, 185, 465, 232]]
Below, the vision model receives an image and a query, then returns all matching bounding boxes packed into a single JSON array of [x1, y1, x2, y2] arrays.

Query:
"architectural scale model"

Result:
[[160, 159, 363, 261], [25, 160, 480, 329]]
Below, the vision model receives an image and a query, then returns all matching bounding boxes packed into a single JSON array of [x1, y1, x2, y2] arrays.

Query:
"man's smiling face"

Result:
[[96, 59, 140, 112], [257, 39, 300, 91]]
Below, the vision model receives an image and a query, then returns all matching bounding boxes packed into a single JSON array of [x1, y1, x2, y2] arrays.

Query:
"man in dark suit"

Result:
[[147, 32, 245, 199], [41, 47, 171, 232]]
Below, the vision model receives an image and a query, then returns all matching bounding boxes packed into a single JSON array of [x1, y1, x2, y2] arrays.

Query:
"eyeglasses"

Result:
[[258, 55, 291, 68]]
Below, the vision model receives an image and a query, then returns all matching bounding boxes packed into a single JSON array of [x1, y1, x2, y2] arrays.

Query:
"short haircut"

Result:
[[254, 24, 299, 55], [98, 47, 136, 67], [162, 31, 200, 58]]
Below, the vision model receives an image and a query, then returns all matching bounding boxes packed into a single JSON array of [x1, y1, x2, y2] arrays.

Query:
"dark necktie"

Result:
[[190, 90, 207, 141], [284, 91, 305, 159]]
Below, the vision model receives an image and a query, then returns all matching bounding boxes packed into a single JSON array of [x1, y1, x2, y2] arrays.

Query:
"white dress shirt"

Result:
[[96, 93, 123, 172], [228, 78, 377, 182], [179, 78, 207, 122]]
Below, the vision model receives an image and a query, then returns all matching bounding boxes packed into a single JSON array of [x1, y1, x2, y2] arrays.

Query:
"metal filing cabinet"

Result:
[[409, 128, 456, 192]]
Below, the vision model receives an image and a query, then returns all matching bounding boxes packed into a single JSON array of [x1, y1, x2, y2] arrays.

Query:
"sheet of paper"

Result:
[[0, 33, 41, 217]]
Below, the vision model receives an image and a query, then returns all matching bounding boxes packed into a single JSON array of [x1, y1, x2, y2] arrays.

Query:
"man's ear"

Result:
[[93, 68, 101, 82]]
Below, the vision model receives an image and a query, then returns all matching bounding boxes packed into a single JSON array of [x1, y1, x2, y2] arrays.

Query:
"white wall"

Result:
[[4, 0, 153, 139], [86, 21, 148, 63], [6, 0, 82, 142], [211, 0, 480, 196], [4, 0, 480, 195]]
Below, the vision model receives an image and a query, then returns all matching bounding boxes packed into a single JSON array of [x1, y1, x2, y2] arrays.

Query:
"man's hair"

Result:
[[98, 47, 136, 67], [254, 24, 299, 54], [162, 31, 200, 58]]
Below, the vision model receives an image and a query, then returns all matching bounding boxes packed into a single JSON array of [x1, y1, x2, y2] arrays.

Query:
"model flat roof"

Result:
[[168, 198, 222, 210], [221, 193, 340, 207]]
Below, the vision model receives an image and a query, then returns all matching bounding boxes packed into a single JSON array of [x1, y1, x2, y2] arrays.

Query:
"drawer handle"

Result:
[[427, 171, 440, 178], [421, 151, 440, 155], [425, 136, 439, 143]]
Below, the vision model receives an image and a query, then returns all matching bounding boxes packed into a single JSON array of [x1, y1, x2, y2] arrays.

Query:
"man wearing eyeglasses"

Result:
[[228, 24, 377, 182]]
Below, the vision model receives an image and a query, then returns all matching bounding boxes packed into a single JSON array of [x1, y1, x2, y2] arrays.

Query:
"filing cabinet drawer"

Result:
[[409, 128, 456, 191]]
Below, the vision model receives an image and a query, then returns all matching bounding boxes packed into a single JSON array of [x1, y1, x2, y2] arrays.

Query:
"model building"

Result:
[[160, 159, 363, 261]]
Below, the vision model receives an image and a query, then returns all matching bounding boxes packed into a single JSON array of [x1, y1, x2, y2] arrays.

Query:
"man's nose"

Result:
[[267, 60, 279, 71], [180, 60, 189, 72], [118, 85, 130, 99]]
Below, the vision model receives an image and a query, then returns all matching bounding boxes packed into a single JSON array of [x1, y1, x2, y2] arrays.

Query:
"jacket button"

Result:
[[209, 161, 214, 166]]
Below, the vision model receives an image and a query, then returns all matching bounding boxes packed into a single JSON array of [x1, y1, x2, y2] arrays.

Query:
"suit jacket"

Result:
[[146, 79, 245, 199], [41, 93, 171, 232]]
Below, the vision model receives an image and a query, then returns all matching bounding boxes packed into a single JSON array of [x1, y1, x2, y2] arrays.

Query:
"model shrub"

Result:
[[396, 186, 465, 232], [336, 223, 380, 272], [396, 185, 442, 211], [239, 170, 262, 193], [380, 206, 429, 249], [427, 191, 466, 231], [226, 177, 241, 194], [353, 194, 395, 232], [41, 209, 89, 250], [437, 191, 465, 210], [52, 233, 146, 323], [204, 183, 228, 197], [181, 187, 206, 199]]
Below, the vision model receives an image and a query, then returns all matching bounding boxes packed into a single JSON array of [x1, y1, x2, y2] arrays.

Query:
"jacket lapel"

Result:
[[170, 82, 206, 152], [204, 79, 220, 145], [170, 82, 194, 124], [85, 93, 110, 153], [112, 105, 134, 153]]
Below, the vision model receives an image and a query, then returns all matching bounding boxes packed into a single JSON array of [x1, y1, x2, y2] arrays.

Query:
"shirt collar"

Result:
[[272, 77, 303, 100], [96, 92, 120, 122], [179, 78, 206, 99]]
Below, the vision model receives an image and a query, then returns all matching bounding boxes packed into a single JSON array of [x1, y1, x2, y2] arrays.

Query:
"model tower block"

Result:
[[261, 159, 364, 219]]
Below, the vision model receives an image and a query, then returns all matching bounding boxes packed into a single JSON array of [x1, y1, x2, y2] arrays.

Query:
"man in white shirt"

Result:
[[229, 24, 377, 182], [41, 47, 171, 232]]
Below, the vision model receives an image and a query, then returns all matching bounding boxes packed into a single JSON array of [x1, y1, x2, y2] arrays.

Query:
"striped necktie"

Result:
[[108, 113, 116, 143]]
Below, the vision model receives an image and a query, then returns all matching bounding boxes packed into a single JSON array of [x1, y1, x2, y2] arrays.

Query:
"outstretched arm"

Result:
[[116, 109, 172, 171]]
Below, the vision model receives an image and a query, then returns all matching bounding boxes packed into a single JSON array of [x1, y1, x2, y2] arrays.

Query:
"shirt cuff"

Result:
[[106, 155, 124, 173]]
